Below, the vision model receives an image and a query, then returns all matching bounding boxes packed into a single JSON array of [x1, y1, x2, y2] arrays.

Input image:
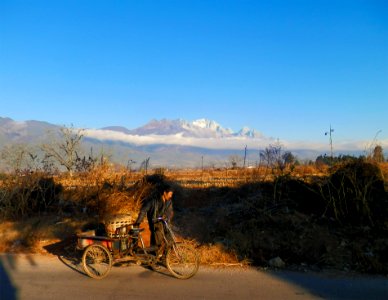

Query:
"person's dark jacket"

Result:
[[135, 192, 173, 247], [135, 194, 173, 225]]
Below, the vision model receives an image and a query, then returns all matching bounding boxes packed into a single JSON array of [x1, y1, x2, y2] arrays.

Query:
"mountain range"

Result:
[[0, 116, 326, 168], [102, 118, 263, 139]]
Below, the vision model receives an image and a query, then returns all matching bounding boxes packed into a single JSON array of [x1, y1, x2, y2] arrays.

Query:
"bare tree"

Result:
[[372, 145, 384, 163], [259, 141, 295, 175], [41, 125, 85, 176], [127, 159, 136, 172], [228, 155, 241, 169], [75, 147, 98, 172], [0, 143, 40, 174], [139, 157, 150, 174]]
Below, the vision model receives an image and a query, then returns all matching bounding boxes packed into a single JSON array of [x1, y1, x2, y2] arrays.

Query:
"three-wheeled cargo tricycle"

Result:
[[76, 214, 200, 279]]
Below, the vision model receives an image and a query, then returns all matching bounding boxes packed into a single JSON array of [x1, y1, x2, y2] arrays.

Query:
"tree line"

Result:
[[0, 126, 386, 176]]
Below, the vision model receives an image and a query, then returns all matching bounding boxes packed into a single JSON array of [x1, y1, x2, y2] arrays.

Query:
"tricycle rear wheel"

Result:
[[82, 244, 112, 279]]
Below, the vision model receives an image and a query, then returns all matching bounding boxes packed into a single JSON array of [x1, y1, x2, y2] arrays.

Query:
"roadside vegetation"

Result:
[[0, 128, 387, 274]]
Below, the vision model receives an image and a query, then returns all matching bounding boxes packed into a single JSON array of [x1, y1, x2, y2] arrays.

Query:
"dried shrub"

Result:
[[0, 163, 387, 273], [197, 243, 241, 265], [321, 159, 387, 225], [0, 174, 62, 219]]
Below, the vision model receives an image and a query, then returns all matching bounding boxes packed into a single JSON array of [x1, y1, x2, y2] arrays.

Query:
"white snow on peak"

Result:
[[192, 119, 219, 129], [105, 117, 261, 139], [237, 126, 263, 138], [239, 127, 251, 134], [192, 119, 233, 135]]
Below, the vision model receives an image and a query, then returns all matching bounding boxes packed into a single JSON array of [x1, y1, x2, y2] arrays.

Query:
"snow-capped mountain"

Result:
[[0, 116, 272, 168], [103, 118, 262, 139], [0, 116, 368, 168], [190, 119, 234, 137], [236, 127, 263, 138], [0, 116, 262, 143]]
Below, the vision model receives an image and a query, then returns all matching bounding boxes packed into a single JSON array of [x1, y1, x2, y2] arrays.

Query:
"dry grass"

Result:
[[163, 164, 330, 188], [196, 244, 247, 266], [380, 162, 388, 189], [0, 162, 387, 270], [0, 216, 87, 254]]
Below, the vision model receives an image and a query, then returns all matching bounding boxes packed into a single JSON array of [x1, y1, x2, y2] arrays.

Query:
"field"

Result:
[[1, 160, 388, 273]]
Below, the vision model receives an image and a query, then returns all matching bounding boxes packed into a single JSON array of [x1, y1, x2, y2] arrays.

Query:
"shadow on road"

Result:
[[43, 238, 88, 277], [266, 269, 388, 300], [0, 258, 17, 300], [0, 253, 38, 300]]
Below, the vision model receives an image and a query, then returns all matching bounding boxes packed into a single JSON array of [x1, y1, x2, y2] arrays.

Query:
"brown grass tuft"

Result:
[[197, 243, 246, 266]]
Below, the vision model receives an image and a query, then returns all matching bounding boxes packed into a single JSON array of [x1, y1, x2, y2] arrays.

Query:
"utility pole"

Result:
[[201, 156, 204, 184], [325, 125, 334, 164], [243, 145, 247, 168]]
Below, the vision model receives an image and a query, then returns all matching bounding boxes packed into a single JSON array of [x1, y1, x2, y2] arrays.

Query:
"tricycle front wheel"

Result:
[[166, 243, 200, 279], [82, 244, 113, 279]]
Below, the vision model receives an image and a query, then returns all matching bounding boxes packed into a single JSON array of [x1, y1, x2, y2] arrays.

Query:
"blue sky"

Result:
[[1, 0, 387, 146]]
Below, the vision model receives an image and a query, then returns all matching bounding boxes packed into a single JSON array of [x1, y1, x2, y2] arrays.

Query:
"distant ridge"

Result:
[[2, 116, 366, 168], [0, 116, 59, 143], [0, 116, 272, 168], [101, 126, 132, 135], [103, 118, 263, 139]]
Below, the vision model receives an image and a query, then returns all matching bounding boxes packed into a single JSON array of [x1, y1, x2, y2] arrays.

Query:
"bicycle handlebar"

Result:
[[152, 216, 167, 223]]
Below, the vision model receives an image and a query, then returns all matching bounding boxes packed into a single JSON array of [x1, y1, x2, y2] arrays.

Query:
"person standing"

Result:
[[134, 183, 174, 255]]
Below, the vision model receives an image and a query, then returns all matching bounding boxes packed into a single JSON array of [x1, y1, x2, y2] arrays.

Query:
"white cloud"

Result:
[[84, 129, 388, 153]]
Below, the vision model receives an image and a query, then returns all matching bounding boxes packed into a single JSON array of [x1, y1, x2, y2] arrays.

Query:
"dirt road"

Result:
[[1, 254, 387, 300]]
